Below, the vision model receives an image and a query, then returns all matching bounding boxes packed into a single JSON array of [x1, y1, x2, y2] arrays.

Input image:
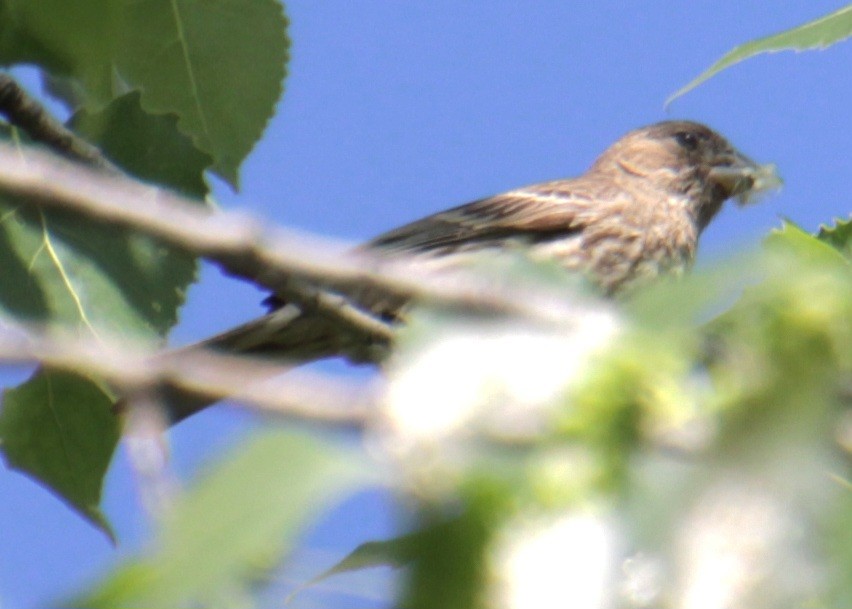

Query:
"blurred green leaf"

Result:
[[0, 369, 118, 539], [765, 219, 849, 267], [71, 430, 371, 609], [825, 490, 852, 608], [306, 522, 458, 589], [627, 250, 765, 329], [818, 216, 852, 258], [291, 528, 429, 605], [668, 4, 852, 103], [0, 0, 289, 186], [625, 240, 852, 607], [402, 506, 494, 609], [314, 534, 419, 581], [400, 233, 852, 607]]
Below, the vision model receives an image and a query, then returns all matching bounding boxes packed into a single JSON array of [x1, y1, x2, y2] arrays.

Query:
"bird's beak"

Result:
[[708, 151, 782, 206]]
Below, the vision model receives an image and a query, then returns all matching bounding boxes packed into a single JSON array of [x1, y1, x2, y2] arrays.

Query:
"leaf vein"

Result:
[[37, 211, 99, 337], [169, 0, 211, 143]]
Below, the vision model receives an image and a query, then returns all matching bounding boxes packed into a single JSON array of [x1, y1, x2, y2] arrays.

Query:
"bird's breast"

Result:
[[529, 193, 699, 294]]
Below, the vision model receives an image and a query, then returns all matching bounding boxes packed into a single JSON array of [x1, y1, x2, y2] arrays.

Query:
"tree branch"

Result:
[[0, 73, 117, 172], [0, 143, 586, 327]]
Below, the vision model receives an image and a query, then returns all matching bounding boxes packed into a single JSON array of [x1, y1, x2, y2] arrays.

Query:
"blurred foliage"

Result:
[[668, 3, 852, 103], [337, 218, 850, 609], [68, 430, 370, 609], [819, 215, 852, 256]]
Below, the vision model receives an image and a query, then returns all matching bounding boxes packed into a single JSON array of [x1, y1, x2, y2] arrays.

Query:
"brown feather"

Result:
[[153, 120, 776, 422]]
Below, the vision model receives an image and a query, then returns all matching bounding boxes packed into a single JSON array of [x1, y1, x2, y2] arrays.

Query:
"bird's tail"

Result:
[[118, 304, 355, 424]]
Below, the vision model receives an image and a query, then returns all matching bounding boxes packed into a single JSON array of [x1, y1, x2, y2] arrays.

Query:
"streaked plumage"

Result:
[[363, 121, 770, 294], [165, 120, 778, 421]]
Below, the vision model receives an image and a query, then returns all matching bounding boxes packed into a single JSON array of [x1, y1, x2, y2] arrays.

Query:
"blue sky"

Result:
[[1, 2, 850, 607]]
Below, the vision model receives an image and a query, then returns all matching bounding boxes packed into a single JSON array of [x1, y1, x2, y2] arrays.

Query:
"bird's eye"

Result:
[[675, 131, 700, 151]]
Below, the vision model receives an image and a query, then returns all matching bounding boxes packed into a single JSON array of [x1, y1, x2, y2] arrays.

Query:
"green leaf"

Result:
[[115, 0, 289, 187], [825, 491, 852, 608], [70, 91, 213, 199], [401, 503, 494, 609], [0, 94, 209, 533], [0, 0, 120, 105], [668, 4, 852, 104], [0, 199, 195, 335], [317, 536, 419, 579], [0, 368, 118, 539], [0, 92, 207, 328], [305, 524, 452, 590], [71, 430, 371, 609], [0, 0, 290, 186], [817, 216, 852, 258], [0, 93, 208, 334], [765, 219, 849, 267]]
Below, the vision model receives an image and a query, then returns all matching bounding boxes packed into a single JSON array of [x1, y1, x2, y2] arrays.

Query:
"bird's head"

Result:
[[591, 120, 781, 229]]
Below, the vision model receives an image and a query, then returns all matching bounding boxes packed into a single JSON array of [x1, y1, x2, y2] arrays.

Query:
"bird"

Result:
[[157, 120, 779, 422]]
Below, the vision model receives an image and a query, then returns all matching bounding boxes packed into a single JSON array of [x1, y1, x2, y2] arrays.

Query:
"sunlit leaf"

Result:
[[765, 219, 849, 267]]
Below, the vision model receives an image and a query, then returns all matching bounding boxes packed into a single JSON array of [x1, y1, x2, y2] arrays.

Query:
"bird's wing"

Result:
[[367, 179, 603, 254], [157, 179, 613, 423]]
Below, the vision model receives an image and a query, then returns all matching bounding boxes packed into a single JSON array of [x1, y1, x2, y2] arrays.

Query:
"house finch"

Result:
[[164, 120, 779, 421]]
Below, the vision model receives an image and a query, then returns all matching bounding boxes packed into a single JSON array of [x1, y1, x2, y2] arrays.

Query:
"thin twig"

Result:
[[0, 73, 117, 172]]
